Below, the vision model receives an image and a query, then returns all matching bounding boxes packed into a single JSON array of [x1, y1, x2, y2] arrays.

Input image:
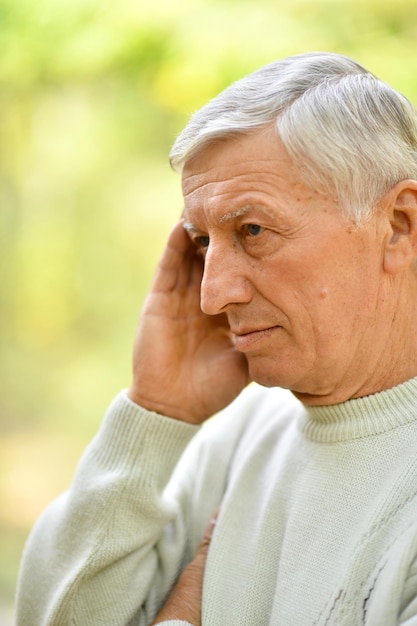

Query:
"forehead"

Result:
[[181, 128, 321, 221]]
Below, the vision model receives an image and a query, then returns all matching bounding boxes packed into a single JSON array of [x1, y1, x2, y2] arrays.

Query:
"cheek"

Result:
[[256, 261, 320, 318], [309, 279, 372, 350], [255, 254, 362, 328]]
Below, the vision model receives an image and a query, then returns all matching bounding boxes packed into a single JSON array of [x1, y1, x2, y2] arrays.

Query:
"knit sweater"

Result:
[[15, 379, 417, 625]]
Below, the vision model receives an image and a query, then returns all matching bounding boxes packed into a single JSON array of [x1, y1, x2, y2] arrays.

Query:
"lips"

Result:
[[231, 325, 281, 351]]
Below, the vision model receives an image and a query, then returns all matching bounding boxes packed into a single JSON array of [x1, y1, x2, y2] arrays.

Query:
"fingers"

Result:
[[151, 510, 220, 626], [198, 509, 219, 551], [152, 220, 203, 293]]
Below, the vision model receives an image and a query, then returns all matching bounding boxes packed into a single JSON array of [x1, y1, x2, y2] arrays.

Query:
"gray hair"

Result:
[[169, 52, 417, 222]]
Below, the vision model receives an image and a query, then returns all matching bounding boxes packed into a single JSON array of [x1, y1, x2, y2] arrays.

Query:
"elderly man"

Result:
[[16, 52, 417, 625]]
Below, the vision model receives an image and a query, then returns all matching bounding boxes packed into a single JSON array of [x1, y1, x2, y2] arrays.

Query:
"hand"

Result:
[[151, 513, 218, 626], [128, 220, 250, 424]]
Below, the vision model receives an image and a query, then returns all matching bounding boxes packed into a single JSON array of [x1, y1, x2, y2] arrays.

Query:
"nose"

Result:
[[200, 243, 253, 315]]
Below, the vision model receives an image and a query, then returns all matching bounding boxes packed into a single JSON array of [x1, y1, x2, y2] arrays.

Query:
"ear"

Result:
[[382, 179, 417, 275]]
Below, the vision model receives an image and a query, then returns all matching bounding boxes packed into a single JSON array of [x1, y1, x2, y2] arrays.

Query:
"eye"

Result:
[[194, 235, 210, 249], [244, 224, 265, 237]]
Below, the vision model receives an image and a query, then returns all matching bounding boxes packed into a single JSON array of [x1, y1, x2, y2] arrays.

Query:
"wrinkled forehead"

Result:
[[181, 130, 322, 225]]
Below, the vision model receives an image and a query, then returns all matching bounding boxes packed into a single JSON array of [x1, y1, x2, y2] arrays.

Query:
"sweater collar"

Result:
[[301, 376, 417, 442]]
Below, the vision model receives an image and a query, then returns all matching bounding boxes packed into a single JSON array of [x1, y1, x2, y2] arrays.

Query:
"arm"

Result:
[[16, 393, 199, 625], [151, 514, 218, 626], [16, 220, 249, 625]]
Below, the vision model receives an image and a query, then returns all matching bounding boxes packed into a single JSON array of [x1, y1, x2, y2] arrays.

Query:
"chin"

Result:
[[249, 358, 347, 405], [247, 355, 324, 397], [248, 359, 297, 390]]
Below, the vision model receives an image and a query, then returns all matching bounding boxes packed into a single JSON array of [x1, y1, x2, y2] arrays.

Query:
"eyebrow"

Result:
[[218, 205, 255, 224], [183, 220, 199, 233], [183, 204, 274, 232]]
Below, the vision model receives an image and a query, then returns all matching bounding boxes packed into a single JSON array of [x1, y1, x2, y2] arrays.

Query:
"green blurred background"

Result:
[[1, 0, 417, 617]]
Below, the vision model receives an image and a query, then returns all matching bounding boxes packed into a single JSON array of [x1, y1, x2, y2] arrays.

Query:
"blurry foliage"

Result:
[[1, 0, 417, 609]]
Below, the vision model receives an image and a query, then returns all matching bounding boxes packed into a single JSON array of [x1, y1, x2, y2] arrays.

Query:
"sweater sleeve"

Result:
[[399, 555, 417, 624], [15, 391, 200, 626]]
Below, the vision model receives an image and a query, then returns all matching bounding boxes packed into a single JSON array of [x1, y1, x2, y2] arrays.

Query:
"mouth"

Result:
[[231, 326, 282, 352]]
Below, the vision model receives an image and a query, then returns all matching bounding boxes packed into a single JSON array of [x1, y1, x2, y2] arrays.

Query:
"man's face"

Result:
[[182, 127, 390, 404]]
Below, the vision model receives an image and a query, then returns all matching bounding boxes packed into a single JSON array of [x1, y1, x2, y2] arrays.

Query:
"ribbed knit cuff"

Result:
[[84, 390, 200, 491]]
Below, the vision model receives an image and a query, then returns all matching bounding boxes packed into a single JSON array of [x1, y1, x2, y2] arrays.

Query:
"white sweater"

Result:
[[16, 379, 417, 625]]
